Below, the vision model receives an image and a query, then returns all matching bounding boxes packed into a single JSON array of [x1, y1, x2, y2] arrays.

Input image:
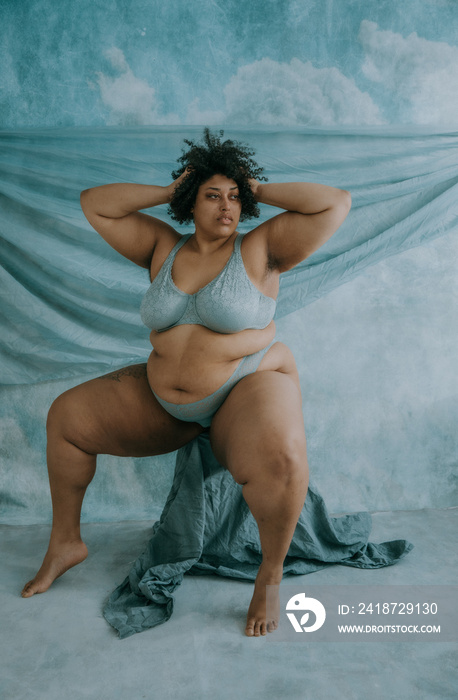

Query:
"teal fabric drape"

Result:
[[2, 126, 458, 385], [104, 434, 413, 638]]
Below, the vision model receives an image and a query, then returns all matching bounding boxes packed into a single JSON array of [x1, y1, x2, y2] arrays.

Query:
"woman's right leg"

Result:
[[21, 363, 203, 597]]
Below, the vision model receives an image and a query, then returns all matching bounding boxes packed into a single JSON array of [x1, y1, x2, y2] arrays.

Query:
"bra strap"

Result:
[[234, 232, 245, 254], [163, 233, 193, 270]]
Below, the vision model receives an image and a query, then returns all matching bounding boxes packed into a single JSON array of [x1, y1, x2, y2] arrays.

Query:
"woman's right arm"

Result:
[[80, 182, 178, 269]]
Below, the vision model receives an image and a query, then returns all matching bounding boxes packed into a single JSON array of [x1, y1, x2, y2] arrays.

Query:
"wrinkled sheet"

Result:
[[104, 433, 413, 638], [2, 126, 458, 384]]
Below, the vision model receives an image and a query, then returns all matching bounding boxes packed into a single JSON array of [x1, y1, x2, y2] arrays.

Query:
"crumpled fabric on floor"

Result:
[[103, 433, 413, 638]]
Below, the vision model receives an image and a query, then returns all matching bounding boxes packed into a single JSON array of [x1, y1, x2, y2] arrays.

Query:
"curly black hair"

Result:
[[168, 128, 267, 225]]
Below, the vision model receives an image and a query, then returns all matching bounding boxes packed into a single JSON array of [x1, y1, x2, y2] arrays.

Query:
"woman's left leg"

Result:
[[209, 369, 309, 637]]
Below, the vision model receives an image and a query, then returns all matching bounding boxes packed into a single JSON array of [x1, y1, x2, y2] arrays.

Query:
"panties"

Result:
[[151, 341, 276, 428]]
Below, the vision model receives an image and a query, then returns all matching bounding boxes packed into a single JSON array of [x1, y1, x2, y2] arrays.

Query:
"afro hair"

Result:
[[168, 128, 267, 225]]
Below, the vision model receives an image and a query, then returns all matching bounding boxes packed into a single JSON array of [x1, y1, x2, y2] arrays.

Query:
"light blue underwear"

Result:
[[151, 341, 276, 428]]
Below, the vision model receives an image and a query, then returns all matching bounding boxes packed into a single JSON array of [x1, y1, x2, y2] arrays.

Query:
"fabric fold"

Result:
[[2, 126, 458, 384], [103, 433, 413, 638]]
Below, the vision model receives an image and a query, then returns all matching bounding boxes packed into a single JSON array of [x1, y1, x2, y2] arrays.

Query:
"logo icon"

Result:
[[286, 593, 326, 633]]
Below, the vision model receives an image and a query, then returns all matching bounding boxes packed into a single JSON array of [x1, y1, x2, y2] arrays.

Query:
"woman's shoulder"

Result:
[[149, 230, 189, 281], [239, 224, 269, 260], [238, 227, 278, 288]]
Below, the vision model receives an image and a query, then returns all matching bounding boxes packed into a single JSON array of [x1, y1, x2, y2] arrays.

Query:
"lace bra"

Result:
[[140, 233, 276, 333]]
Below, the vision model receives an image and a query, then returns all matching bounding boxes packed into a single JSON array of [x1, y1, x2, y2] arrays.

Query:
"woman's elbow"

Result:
[[80, 188, 97, 216], [339, 189, 352, 211], [80, 189, 89, 210], [334, 189, 351, 223]]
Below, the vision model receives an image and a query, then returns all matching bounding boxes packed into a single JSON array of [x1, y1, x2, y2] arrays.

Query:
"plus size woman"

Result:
[[21, 130, 351, 637]]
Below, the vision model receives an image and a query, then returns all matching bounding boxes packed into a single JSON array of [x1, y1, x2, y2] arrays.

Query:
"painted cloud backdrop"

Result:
[[2, 1, 458, 127]]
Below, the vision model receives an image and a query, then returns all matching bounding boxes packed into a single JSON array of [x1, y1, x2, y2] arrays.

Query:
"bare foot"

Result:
[[21, 539, 88, 598], [245, 562, 282, 637]]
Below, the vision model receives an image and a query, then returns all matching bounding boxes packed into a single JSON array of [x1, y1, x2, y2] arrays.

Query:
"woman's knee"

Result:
[[261, 428, 308, 482], [47, 391, 70, 434], [228, 426, 307, 486]]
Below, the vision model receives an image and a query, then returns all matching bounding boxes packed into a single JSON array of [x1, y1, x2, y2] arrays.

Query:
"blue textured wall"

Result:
[[1, 1, 457, 523], [2, 0, 458, 128]]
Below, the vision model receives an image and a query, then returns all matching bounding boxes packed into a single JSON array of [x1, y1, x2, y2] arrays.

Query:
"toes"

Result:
[[267, 618, 278, 633], [245, 619, 255, 636], [246, 616, 263, 636], [246, 618, 274, 637], [21, 577, 49, 598], [21, 582, 34, 598]]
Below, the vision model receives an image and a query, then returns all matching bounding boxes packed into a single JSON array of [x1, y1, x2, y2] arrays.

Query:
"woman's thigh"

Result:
[[49, 363, 204, 458], [209, 370, 307, 484]]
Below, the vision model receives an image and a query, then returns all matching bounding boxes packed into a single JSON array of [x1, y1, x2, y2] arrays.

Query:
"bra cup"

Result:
[[140, 233, 277, 332], [140, 234, 193, 331], [140, 282, 189, 331], [195, 276, 263, 333]]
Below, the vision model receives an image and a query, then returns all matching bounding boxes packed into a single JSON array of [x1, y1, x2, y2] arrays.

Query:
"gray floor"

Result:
[[2, 508, 457, 700]]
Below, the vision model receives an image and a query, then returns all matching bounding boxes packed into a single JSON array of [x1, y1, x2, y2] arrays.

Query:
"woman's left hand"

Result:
[[248, 177, 261, 200]]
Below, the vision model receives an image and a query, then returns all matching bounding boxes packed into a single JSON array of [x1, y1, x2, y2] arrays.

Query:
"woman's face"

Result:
[[192, 174, 242, 237]]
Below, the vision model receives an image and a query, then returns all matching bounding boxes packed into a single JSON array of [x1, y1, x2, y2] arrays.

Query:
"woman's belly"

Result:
[[147, 321, 277, 403]]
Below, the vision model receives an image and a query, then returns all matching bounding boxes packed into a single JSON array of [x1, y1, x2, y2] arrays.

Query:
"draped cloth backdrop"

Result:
[[2, 126, 458, 386]]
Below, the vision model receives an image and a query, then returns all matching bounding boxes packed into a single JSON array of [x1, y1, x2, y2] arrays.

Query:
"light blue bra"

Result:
[[140, 233, 276, 333]]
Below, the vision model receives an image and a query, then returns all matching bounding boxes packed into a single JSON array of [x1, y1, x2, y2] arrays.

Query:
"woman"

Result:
[[21, 130, 351, 637]]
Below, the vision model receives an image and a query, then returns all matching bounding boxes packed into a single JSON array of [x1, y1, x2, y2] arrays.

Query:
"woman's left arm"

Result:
[[252, 180, 351, 272]]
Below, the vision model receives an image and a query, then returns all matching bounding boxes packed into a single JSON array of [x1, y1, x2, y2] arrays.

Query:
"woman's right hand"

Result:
[[165, 167, 193, 201]]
